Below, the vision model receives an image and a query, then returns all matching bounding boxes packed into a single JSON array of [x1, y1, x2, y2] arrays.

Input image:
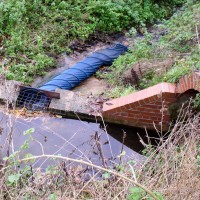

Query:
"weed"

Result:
[[138, 106, 200, 199], [106, 85, 136, 98], [193, 93, 200, 109]]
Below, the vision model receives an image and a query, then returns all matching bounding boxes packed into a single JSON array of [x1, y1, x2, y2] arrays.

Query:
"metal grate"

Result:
[[16, 88, 51, 111]]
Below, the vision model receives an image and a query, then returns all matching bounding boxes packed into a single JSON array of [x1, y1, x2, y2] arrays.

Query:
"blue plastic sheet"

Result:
[[39, 43, 128, 91]]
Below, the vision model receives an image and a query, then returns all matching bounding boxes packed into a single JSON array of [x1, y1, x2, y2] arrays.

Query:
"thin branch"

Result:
[[18, 154, 160, 200], [196, 25, 200, 51]]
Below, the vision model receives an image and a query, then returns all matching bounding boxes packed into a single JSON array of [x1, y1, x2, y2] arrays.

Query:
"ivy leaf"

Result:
[[49, 193, 56, 200], [128, 187, 146, 200], [147, 192, 165, 200], [20, 139, 29, 150], [117, 150, 126, 158], [3, 156, 9, 161], [8, 174, 21, 184], [127, 160, 136, 165], [23, 128, 35, 135], [23, 153, 35, 163], [102, 172, 110, 179], [154, 192, 165, 200], [117, 164, 124, 172]]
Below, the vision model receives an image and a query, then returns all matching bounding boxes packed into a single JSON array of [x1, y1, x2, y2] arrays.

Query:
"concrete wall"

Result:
[[0, 79, 21, 104]]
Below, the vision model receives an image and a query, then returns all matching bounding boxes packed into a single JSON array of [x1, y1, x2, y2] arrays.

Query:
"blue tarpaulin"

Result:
[[39, 43, 128, 91]]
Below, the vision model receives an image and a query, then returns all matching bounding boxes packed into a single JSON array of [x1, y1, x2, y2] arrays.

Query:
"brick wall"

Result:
[[176, 71, 200, 93], [102, 71, 200, 131]]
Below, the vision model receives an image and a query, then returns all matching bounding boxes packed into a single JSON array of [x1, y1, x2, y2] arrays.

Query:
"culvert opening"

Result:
[[16, 88, 51, 111]]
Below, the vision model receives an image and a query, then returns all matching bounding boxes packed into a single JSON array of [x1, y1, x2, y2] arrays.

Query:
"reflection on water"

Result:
[[106, 123, 160, 152], [0, 111, 145, 169]]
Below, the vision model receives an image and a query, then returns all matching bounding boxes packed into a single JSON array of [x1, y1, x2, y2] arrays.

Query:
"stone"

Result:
[[49, 89, 91, 115]]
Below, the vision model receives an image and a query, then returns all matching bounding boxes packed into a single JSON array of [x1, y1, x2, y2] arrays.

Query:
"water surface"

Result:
[[0, 111, 145, 169]]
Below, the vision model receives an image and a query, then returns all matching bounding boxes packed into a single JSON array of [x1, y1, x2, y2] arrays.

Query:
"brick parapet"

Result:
[[102, 72, 200, 130]]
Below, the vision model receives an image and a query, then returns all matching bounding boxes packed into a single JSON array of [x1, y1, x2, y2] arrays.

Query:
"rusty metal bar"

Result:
[[19, 85, 60, 99]]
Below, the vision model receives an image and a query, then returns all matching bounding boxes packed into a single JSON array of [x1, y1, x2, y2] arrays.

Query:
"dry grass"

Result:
[[138, 106, 200, 200]]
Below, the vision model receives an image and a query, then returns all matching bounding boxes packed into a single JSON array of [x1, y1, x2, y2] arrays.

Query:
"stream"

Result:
[[0, 111, 150, 169]]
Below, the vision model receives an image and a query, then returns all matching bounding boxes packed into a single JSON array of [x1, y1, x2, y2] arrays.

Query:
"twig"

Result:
[[94, 132, 107, 168], [99, 114, 114, 158], [196, 25, 200, 51], [75, 171, 100, 198], [120, 130, 126, 161]]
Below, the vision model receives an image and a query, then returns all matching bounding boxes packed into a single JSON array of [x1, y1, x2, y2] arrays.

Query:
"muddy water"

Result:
[[0, 111, 146, 169]]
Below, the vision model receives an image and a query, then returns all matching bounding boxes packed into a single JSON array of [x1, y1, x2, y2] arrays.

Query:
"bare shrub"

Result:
[[139, 106, 200, 200]]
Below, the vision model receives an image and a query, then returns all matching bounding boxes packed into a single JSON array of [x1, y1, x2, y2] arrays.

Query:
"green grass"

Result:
[[106, 85, 136, 98]]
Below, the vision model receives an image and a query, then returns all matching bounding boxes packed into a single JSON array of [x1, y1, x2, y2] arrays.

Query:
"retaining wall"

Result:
[[103, 71, 200, 131]]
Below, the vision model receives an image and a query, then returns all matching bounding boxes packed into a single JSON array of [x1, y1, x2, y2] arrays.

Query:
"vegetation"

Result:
[[103, 0, 200, 97], [1, 104, 199, 199], [193, 93, 200, 109], [0, 0, 185, 84], [0, 1, 199, 200]]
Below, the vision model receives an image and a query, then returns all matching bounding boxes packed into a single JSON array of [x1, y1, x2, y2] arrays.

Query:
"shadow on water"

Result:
[[0, 111, 154, 169], [105, 123, 160, 153]]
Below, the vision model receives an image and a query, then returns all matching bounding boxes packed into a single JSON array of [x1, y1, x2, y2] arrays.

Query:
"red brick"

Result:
[[194, 75, 200, 92], [131, 114, 144, 119], [141, 114, 159, 120], [120, 117, 139, 123], [148, 95, 158, 103], [143, 97, 151, 104], [183, 75, 189, 90], [124, 104, 132, 110], [135, 100, 144, 106], [113, 107, 122, 113], [139, 122, 150, 126], [140, 119, 154, 123], [140, 104, 162, 109], [127, 114, 139, 119], [116, 112, 127, 116], [183, 77, 188, 92], [189, 74, 193, 89], [162, 99, 176, 104], [141, 109, 162, 114], [137, 107, 153, 112], [166, 83, 176, 93], [163, 92, 176, 98]]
